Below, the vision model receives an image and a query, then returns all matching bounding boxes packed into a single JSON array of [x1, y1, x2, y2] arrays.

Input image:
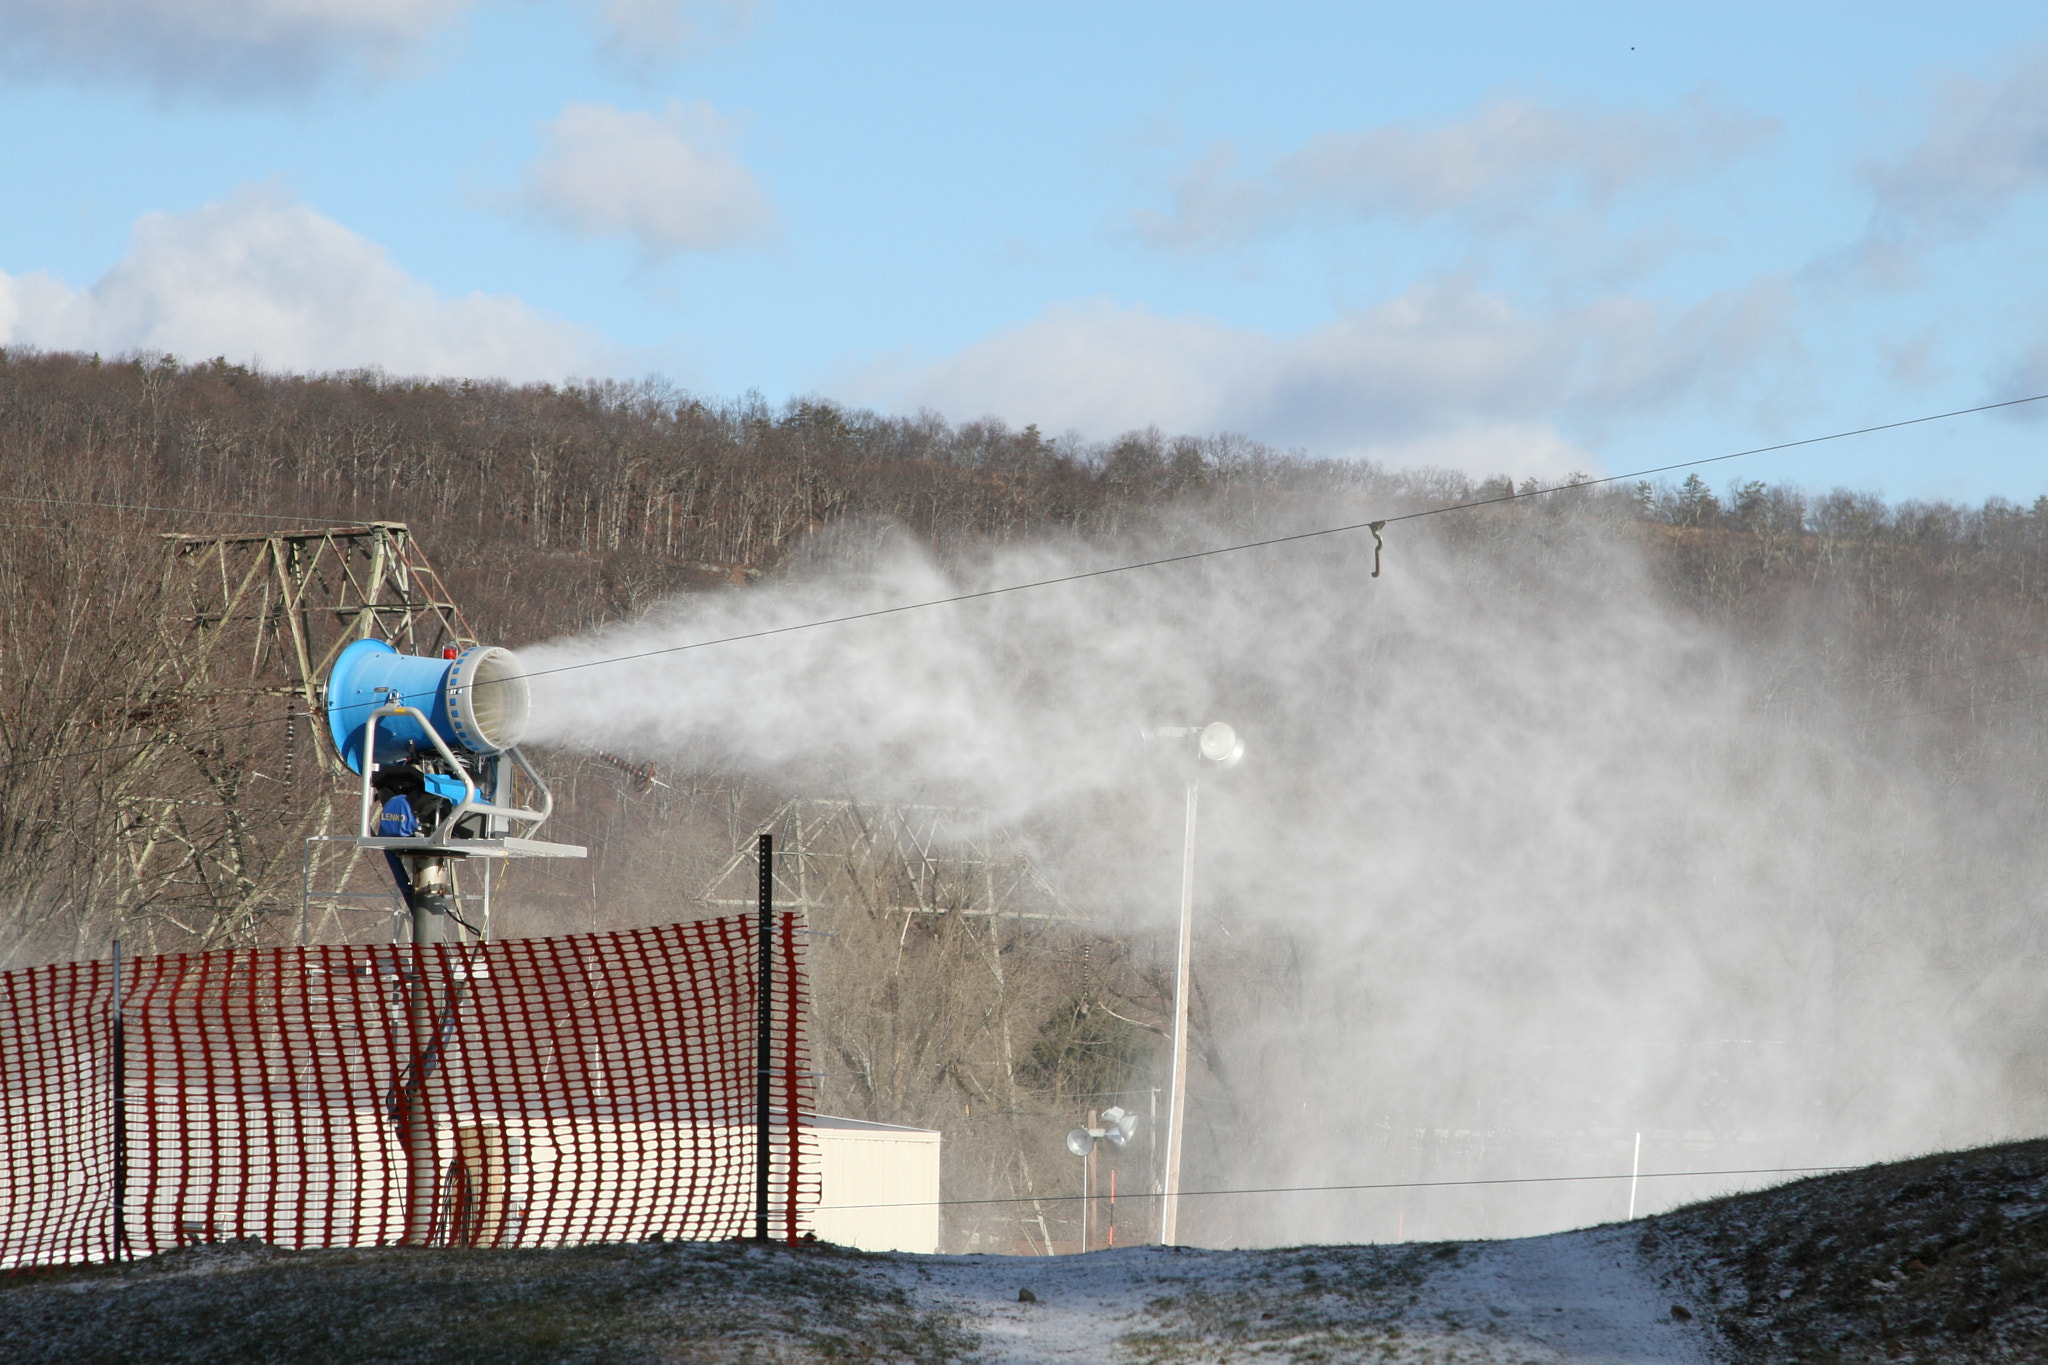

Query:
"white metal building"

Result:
[[807, 1115, 943, 1254]]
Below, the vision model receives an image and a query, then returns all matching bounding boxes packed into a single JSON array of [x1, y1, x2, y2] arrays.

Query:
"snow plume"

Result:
[[521, 504, 2048, 1246]]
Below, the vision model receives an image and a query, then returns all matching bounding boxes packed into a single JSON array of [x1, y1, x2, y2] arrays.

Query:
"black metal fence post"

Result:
[[110, 940, 127, 1261], [755, 832, 772, 1242]]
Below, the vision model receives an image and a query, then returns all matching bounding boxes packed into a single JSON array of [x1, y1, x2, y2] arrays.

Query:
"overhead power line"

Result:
[[9, 669, 2036, 779], [518, 390, 2048, 683], [1765, 647, 2048, 702], [811, 1162, 1856, 1214], [0, 494, 339, 525], [4, 389, 2042, 585], [3, 391, 2044, 773], [1833, 686, 2048, 730], [0, 710, 308, 775]]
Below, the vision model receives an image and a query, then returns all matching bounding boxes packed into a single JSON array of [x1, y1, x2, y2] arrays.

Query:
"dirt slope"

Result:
[[1649, 1137, 2048, 1362]]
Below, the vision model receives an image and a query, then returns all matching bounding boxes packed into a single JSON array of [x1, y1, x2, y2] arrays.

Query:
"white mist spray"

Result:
[[520, 507, 2048, 1247]]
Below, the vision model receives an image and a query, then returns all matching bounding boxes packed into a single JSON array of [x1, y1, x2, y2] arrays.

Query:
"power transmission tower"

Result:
[[163, 520, 472, 754], [113, 523, 477, 949]]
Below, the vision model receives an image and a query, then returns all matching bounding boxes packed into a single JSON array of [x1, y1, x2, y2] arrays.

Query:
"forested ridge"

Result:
[[4, 346, 2048, 1251], [5, 347, 2043, 630]]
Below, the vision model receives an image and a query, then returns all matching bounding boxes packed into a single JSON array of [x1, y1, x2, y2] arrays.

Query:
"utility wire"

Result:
[[5, 390, 2044, 548], [3, 634, 2039, 778], [1764, 647, 2048, 702], [514, 390, 2048, 684], [11, 394, 2041, 683], [7, 678, 2033, 792], [811, 1162, 1856, 1213], [0, 709, 309, 775], [1833, 686, 2048, 730], [5, 391, 2046, 772], [0, 494, 346, 526]]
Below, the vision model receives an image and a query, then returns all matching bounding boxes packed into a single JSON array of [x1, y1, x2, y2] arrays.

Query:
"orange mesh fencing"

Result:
[[1, 915, 811, 1270]]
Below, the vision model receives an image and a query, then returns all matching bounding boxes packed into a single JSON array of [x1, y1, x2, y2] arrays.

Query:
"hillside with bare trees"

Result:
[[4, 347, 2048, 1251]]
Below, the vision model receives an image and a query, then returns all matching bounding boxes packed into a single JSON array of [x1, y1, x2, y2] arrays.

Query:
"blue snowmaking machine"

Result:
[[324, 639, 584, 944]]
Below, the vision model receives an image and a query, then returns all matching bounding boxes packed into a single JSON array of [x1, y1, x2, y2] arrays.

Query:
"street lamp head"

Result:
[[1198, 721, 1244, 768], [1138, 722, 1246, 770], [1068, 1108, 1139, 1159]]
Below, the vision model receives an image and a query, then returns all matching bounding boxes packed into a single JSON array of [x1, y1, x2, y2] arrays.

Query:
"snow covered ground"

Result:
[[880, 1224, 1714, 1363]]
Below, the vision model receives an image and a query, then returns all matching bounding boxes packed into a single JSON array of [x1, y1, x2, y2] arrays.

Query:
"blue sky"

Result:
[[1, 1, 2044, 503]]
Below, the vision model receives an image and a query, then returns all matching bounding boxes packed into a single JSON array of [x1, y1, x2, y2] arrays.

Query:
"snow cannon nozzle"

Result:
[[324, 638, 532, 773]]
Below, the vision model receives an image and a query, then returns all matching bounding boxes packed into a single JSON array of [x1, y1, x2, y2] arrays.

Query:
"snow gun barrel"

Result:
[[324, 638, 532, 772]]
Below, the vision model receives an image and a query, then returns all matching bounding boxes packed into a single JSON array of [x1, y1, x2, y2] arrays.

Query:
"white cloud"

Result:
[[1858, 46, 2048, 278], [849, 277, 1793, 477], [519, 100, 773, 257], [1140, 90, 1774, 251], [590, 0, 753, 71], [0, 0, 468, 95], [0, 187, 597, 381], [863, 301, 1246, 443], [0, 1, 761, 94]]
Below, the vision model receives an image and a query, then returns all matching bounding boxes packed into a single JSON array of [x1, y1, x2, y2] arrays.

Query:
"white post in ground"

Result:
[[1628, 1131, 1643, 1220], [1161, 777, 1199, 1246], [1083, 1109, 1096, 1252]]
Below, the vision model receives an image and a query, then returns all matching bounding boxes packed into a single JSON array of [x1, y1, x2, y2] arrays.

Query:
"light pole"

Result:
[[1144, 721, 1243, 1247]]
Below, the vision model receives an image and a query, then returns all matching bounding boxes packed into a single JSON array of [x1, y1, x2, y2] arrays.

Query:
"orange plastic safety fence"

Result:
[[1, 917, 812, 1269]]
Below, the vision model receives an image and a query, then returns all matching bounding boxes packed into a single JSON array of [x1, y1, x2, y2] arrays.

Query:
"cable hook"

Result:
[[1369, 521, 1386, 578]]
